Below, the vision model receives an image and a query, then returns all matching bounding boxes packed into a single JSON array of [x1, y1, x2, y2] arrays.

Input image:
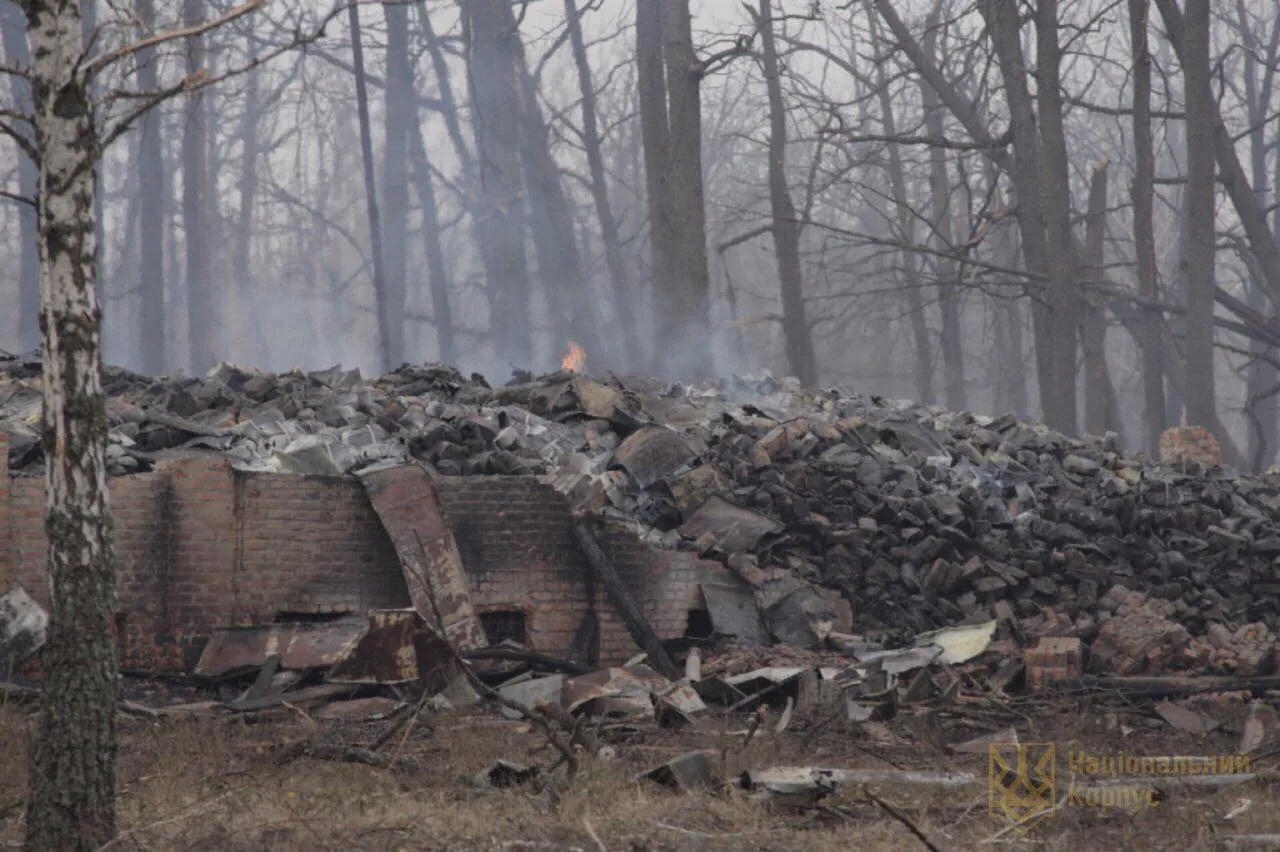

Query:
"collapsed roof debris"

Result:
[[7, 351, 1280, 674]]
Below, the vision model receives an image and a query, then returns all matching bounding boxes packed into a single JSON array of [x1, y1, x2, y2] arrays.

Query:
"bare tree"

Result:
[[1082, 160, 1112, 436], [0, 0, 36, 352], [348, 2, 393, 372], [1177, 0, 1217, 432], [636, 0, 674, 373], [565, 0, 641, 365], [920, 6, 964, 410], [136, 0, 166, 375], [1128, 0, 1166, 453], [462, 0, 533, 367], [183, 0, 214, 374], [750, 0, 817, 385], [381, 1, 412, 367], [659, 0, 710, 374]]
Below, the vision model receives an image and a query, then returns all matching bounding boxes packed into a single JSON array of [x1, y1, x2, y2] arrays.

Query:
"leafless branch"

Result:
[[821, 127, 1015, 151], [98, 4, 348, 152], [86, 0, 267, 77]]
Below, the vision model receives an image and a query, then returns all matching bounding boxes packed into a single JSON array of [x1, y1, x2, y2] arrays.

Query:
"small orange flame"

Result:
[[561, 340, 586, 373]]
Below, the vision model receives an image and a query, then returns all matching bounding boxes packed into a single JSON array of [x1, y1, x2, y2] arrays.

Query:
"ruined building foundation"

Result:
[[0, 435, 719, 672]]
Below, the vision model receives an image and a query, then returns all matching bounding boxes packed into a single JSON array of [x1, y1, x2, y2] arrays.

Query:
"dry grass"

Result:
[[1, 695, 1279, 850]]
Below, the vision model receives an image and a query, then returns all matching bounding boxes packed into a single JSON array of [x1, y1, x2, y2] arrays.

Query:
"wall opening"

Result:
[[684, 609, 713, 640], [273, 610, 354, 624], [480, 609, 528, 645]]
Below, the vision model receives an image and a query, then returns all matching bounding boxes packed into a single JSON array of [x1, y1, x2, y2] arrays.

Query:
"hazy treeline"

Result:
[[2, 0, 1280, 469]]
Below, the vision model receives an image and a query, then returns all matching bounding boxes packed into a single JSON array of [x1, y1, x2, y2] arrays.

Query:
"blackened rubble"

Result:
[[6, 350, 1280, 660]]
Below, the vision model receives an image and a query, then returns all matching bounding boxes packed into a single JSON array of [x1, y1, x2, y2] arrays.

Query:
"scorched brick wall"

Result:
[[435, 476, 715, 663], [0, 432, 713, 672]]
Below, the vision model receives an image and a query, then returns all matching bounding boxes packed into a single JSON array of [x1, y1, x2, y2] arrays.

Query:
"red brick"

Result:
[[1024, 636, 1084, 689]]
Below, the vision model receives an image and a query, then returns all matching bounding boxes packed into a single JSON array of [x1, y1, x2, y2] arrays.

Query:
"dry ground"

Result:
[[1, 691, 1279, 851]]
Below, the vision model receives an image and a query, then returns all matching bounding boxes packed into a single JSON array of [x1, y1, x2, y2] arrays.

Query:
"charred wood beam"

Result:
[[570, 518, 680, 680]]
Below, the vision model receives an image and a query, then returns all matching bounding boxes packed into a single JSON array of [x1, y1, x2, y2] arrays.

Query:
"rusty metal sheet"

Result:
[[612, 426, 696, 489], [327, 609, 462, 693], [193, 619, 364, 677], [360, 465, 487, 651], [678, 495, 784, 553], [561, 665, 671, 718]]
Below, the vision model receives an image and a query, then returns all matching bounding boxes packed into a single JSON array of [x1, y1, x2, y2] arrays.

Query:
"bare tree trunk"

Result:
[[921, 11, 964, 410], [136, 0, 165, 374], [181, 0, 213, 374], [502, 2, 603, 361], [864, 6, 934, 403], [1032, 0, 1082, 435], [1178, 0, 1217, 433], [1238, 2, 1279, 470], [0, 1, 38, 352], [1082, 160, 1113, 436], [381, 1, 411, 367], [407, 120, 456, 364], [233, 52, 265, 365], [636, 0, 674, 375], [1128, 0, 1166, 454], [1157, 0, 1280, 313], [461, 0, 533, 368], [754, 0, 817, 385], [21, 2, 118, 847], [660, 0, 711, 376], [347, 3, 393, 372], [566, 0, 642, 366], [974, 0, 1057, 426]]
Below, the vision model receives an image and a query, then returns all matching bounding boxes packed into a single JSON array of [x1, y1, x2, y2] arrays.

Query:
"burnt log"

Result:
[[571, 518, 680, 679]]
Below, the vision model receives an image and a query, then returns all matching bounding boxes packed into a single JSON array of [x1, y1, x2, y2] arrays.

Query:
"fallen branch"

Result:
[[863, 789, 944, 852]]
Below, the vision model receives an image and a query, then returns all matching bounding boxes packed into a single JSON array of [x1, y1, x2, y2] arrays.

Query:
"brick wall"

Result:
[[435, 476, 715, 664], [0, 429, 712, 672]]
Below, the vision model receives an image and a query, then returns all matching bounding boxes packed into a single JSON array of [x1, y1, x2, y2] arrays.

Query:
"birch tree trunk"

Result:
[[755, 0, 817, 386], [20, 1, 118, 847]]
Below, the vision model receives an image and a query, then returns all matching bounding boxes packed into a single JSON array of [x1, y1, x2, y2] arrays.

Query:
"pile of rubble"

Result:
[[6, 352, 1280, 674]]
